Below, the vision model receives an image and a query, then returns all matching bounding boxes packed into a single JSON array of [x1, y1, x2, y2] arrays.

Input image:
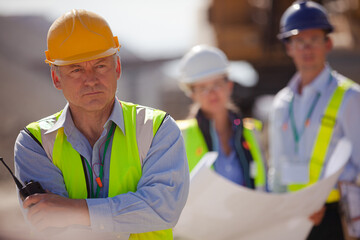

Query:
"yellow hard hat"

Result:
[[45, 9, 120, 66]]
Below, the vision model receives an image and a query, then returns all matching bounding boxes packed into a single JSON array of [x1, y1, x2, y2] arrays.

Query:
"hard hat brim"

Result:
[[278, 26, 333, 41], [45, 47, 119, 66], [180, 70, 228, 84]]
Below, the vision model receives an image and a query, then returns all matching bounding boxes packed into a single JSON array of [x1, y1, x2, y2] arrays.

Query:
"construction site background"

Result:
[[1, 0, 359, 239]]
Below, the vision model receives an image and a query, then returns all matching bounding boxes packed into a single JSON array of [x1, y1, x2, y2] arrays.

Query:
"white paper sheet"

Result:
[[174, 138, 352, 240]]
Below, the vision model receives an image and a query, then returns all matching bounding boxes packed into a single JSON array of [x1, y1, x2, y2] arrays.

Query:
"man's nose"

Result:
[[83, 70, 98, 85]]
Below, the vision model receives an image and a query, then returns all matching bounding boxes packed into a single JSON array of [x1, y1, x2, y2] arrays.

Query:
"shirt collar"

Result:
[[45, 97, 126, 136], [288, 64, 332, 95], [44, 103, 70, 134], [108, 97, 125, 134]]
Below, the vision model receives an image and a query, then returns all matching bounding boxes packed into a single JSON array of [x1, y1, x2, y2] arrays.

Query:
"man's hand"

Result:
[[309, 206, 326, 226], [23, 192, 90, 231]]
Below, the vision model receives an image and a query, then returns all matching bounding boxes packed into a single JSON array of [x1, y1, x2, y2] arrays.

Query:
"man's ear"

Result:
[[51, 68, 61, 90], [325, 36, 333, 53], [116, 56, 121, 79], [285, 41, 293, 58]]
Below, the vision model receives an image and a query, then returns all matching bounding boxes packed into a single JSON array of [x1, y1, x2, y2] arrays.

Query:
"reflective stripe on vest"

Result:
[[26, 101, 172, 239], [243, 127, 266, 189], [288, 78, 355, 203], [177, 118, 266, 188]]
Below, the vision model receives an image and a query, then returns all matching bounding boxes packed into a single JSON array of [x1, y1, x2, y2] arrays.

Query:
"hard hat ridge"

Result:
[[45, 9, 120, 66]]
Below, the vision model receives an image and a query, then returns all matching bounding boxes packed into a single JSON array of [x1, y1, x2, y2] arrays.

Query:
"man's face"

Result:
[[52, 55, 120, 113], [286, 29, 332, 73]]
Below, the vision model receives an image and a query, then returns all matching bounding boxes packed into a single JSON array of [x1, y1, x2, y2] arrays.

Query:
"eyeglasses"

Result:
[[289, 36, 328, 50], [191, 79, 228, 96]]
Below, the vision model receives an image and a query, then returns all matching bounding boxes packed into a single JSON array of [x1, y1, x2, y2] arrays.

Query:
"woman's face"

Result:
[[190, 76, 233, 117]]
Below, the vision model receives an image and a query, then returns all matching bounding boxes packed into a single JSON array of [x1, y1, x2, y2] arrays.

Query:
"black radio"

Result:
[[0, 157, 45, 200]]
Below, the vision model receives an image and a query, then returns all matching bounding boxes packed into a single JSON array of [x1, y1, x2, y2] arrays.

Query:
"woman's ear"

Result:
[[227, 80, 234, 92]]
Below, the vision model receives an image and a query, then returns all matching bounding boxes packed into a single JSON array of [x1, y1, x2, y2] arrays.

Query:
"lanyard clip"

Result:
[[95, 177, 103, 188]]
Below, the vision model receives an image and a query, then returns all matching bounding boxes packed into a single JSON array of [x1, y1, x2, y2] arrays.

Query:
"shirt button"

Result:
[[100, 224, 105, 230], [117, 235, 122, 239]]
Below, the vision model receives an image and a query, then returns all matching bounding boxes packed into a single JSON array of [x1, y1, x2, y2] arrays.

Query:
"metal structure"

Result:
[[208, 0, 360, 116]]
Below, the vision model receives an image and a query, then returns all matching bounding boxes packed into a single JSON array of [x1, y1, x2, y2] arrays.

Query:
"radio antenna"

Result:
[[0, 157, 24, 190]]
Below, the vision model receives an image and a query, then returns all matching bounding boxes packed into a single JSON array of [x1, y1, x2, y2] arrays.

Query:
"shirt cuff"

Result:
[[86, 198, 114, 232]]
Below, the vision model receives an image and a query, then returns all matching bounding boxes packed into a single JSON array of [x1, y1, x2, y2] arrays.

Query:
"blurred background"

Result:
[[0, 0, 360, 239]]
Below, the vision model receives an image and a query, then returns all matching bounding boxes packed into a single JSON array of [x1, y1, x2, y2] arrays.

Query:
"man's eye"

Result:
[[71, 69, 81, 73]]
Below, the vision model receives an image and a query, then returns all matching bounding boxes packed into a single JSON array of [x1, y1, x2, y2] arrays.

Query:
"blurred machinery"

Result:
[[208, 0, 360, 116]]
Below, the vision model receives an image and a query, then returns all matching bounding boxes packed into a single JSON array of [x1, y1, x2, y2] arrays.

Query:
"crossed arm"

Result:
[[23, 193, 90, 231], [15, 116, 189, 233]]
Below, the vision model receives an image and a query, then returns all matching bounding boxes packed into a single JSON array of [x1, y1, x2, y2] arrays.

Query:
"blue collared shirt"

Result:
[[14, 98, 189, 236], [210, 117, 245, 186], [268, 65, 360, 192]]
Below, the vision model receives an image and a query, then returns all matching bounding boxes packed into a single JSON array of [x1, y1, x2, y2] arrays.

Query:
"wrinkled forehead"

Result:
[[59, 55, 117, 68]]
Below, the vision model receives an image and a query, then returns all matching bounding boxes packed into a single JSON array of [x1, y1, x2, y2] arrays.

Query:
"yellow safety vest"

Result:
[[288, 78, 355, 203], [177, 117, 266, 189], [26, 101, 172, 240]]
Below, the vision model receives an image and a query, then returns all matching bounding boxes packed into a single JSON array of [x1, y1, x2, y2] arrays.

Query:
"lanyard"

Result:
[[84, 122, 116, 198], [285, 73, 333, 153], [289, 92, 320, 153]]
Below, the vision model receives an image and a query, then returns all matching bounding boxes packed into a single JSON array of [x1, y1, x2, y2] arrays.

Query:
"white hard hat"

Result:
[[179, 45, 229, 84]]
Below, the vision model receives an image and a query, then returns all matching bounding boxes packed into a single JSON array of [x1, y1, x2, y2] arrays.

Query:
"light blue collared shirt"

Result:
[[14, 98, 189, 237], [210, 119, 245, 186], [268, 65, 360, 193]]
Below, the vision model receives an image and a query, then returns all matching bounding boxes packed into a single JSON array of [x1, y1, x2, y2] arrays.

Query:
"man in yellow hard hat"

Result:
[[14, 9, 189, 240]]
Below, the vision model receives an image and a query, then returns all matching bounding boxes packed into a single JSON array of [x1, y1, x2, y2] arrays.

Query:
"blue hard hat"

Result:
[[278, 0, 334, 40]]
